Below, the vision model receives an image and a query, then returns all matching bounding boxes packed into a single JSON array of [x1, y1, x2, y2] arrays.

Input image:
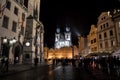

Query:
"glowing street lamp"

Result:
[[25, 41, 30, 46]]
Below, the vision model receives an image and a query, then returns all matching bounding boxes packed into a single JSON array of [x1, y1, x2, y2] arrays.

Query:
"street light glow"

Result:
[[25, 42, 30, 46], [3, 37, 7, 43]]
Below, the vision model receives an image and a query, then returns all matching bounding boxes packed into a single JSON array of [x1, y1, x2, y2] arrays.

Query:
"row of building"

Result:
[[0, 0, 44, 64], [78, 9, 120, 56]]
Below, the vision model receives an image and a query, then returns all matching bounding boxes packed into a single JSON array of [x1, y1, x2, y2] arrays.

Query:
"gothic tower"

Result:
[[55, 25, 72, 49], [23, 0, 44, 64], [64, 24, 72, 46]]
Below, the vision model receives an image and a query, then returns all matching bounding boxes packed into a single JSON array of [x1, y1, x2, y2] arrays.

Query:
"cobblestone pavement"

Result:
[[0, 63, 120, 80]]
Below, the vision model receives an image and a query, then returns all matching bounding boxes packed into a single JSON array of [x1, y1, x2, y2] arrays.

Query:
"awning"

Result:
[[85, 53, 110, 57]]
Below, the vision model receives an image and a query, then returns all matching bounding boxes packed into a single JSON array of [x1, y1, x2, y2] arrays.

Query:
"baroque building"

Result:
[[78, 35, 88, 56], [87, 24, 98, 53], [112, 9, 120, 50], [97, 11, 116, 53], [54, 25, 72, 49]]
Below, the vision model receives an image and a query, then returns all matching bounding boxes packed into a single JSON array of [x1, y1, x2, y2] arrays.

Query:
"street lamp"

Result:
[[25, 41, 30, 47], [2, 37, 17, 57], [1, 37, 16, 72]]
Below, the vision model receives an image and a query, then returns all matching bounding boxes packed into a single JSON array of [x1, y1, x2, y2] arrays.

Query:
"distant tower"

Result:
[[55, 27, 60, 42], [64, 24, 72, 46], [55, 24, 72, 49], [55, 27, 61, 48]]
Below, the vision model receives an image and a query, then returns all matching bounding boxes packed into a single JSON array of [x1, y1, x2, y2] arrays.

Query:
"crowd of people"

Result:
[[52, 55, 120, 76]]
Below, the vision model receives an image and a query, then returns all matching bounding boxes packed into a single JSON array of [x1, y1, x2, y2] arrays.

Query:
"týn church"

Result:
[[46, 25, 79, 60]]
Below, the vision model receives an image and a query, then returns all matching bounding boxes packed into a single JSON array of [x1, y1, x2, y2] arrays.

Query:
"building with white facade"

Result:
[[0, 0, 44, 64], [97, 11, 116, 53], [0, 0, 27, 64], [54, 25, 72, 49]]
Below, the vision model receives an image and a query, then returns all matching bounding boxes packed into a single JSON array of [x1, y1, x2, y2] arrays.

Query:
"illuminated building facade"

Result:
[[0, 0, 44, 64], [97, 11, 116, 53], [55, 25, 72, 49], [87, 24, 98, 53], [78, 36, 88, 56], [112, 9, 120, 50]]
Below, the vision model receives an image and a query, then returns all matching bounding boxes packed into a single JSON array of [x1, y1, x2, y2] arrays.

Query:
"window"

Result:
[[106, 22, 109, 27], [99, 34, 101, 39], [2, 16, 9, 29], [111, 40, 114, 47], [91, 40, 93, 44], [14, 7, 18, 15], [94, 38, 96, 43], [104, 32, 107, 38], [104, 17, 106, 19], [103, 24, 105, 28], [12, 21, 17, 32], [100, 25, 102, 30], [6, 1, 11, 10], [100, 43, 102, 48], [109, 30, 113, 36], [105, 41, 108, 48], [94, 47, 97, 51]]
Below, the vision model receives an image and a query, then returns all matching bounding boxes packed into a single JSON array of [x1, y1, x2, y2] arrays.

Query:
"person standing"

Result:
[[1, 57, 5, 72], [5, 57, 9, 72]]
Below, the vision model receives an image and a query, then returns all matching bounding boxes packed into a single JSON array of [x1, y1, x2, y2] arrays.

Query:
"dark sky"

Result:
[[40, 0, 120, 48]]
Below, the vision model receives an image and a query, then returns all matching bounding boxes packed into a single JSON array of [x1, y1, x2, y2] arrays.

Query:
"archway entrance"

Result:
[[14, 45, 20, 64], [12, 42, 23, 64]]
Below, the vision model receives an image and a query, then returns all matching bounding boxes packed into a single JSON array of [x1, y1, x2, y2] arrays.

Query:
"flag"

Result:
[[18, 13, 25, 27]]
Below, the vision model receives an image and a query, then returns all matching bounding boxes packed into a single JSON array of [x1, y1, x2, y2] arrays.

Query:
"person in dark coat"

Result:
[[34, 57, 38, 66]]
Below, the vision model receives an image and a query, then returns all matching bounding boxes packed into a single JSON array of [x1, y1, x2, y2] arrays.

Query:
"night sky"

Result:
[[40, 0, 120, 48]]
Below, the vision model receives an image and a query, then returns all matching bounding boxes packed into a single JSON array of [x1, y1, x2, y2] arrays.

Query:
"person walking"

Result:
[[34, 57, 38, 66], [0, 57, 5, 72]]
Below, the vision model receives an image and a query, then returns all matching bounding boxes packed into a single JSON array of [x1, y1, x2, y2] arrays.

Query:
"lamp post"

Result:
[[2, 37, 16, 71], [2, 37, 16, 57]]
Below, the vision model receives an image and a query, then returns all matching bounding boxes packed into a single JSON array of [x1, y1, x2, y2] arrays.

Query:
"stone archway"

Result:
[[12, 42, 23, 64]]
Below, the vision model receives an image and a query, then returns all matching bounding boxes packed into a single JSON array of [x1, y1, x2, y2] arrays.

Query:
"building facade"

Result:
[[54, 25, 72, 49], [78, 36, 88, 56], [0, 0, 44, 64], [97, 11, 116, 53], [112, 9, 120, 50], [23, 0, 44, 64], [87, 24, 98, 53], [0, 0, 27, 64]]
